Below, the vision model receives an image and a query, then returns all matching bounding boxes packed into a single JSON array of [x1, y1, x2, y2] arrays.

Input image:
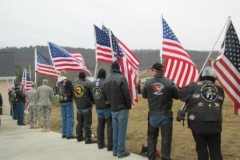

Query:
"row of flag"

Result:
[[94, 24, 140, 105], [17, 17, 239, 114]]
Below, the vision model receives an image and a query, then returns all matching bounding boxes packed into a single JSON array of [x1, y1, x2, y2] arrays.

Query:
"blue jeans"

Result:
[[96, 108, 111, 119], [111, 109, 129, 156], [60, 102, 74, 137], [17, 102, 25, 125], [149, 115, 171, 128], [9, 101, 14, 117]]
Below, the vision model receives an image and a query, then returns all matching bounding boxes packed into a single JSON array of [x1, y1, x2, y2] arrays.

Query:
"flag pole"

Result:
[[29, 64, 31, 79], [180, 16, 231, 112], [160, 14, 164, 64], [93, 24, 98, 79], [197, 16, 231, 76], [34, 48, 37, 83]]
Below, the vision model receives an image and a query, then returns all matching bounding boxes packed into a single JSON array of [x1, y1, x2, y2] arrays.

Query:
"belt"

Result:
[[149, 109, 172, 116]]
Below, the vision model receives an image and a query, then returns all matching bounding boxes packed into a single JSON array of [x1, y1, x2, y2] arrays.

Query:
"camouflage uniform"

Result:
[[26, 88, 39, 123], [36, 84, 53, 126]]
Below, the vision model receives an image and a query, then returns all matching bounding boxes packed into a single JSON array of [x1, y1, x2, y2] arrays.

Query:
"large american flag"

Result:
[[209, 20, 240, 115], [36, 49, 59, 77], [48, 42, 92, 75], [162, 18, 199, 87], [94, 25, 113, 63], [104, 27, 139, 105], [69, 52, 92, 75]]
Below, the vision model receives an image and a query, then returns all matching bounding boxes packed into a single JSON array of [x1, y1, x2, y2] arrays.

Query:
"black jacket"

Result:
[[56, 77, 74, 103], [142, 74, 179, 112], [91, 78, 110, 110], [15, 88, 26, 102], [0, 93, 2, 106], [73, 78, 93, 109], [178, 80, 225, 134], [103, 70, 131, 112]]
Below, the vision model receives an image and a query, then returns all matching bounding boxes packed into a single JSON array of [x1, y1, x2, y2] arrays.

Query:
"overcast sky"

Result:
[[0, 0, 239, 51]]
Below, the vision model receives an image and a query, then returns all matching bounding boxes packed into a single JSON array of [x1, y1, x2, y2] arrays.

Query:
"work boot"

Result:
[[32, 122, 38, 129], [85, 138, 97, 144], [77, 137, 85, 142], [118, 151, 130, 158], [41, 125, 47, 132], [29, 122, 33, 129], [46, 125, 51, 132]]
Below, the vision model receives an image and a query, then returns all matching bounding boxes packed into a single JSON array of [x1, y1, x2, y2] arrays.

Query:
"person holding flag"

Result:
[[14, 83, 26, 125], [178, 66, 225, 160], [142, 62, 179, 160]]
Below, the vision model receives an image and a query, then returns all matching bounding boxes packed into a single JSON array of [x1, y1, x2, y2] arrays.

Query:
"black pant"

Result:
[[76, 109, 92, 140], [147, 122, 172, 160], [97, 117, 113, 150], [192, 132, 223, 160]]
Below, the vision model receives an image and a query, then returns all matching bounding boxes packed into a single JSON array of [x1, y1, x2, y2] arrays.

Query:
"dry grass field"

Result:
[[50, 94, 240, 160]]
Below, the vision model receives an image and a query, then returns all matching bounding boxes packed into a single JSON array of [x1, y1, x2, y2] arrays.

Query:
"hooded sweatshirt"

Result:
[[56, 76, 74, 103]]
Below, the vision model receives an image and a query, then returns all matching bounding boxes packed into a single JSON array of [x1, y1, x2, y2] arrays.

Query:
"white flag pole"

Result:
[[34, 48, 37, 83], [93, 24, 98, 80], [160, 14, 164, 64]]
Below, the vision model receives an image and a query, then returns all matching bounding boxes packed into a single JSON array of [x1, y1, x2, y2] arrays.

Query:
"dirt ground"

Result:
[[50, 94, 240, 160]]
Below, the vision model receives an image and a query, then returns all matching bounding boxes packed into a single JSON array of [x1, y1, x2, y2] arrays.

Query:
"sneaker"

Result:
[[66, 135, 77, 139], [62, 135, 66, 138], [118, 152, 130, 158], [113, 153, 117, 156]]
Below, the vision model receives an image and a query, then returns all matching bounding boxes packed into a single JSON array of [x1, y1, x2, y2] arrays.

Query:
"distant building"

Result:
[[138, 70, 152, 83], [0, 52, 16, 114]]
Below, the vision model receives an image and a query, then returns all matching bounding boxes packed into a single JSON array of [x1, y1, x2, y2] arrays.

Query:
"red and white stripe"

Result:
[[162, 39, 199, 87]]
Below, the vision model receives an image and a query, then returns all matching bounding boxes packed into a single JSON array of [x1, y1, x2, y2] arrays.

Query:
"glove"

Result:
[[176, 109, 186, 122]]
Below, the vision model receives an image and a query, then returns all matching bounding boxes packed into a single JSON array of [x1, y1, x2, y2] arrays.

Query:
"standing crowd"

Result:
[[5, 61, 224, 160]]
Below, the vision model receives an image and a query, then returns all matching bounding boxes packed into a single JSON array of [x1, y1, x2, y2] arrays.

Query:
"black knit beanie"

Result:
[[111, 61, 120, 70], [97, 68, 106, 78], [79, 72, 86, 79]]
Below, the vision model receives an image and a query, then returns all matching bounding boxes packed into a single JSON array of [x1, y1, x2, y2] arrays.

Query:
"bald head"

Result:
[[43, 79, 48, 85], [61, 70, 67, 76]]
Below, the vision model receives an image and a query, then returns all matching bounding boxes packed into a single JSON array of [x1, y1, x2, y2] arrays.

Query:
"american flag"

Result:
[[36, 49, 59, 77], [102, 25, 140, 74], [24, 72, 33, 93], [48, 42, 92, 75], [21, 68, 33, 93], [21, 69, 26, 88], [69, 52, 92, 75], [209, 20, 240, 115], [106, 28, 139, 105], [162, 18, 199, 87], [94, 25, 113, 63]]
